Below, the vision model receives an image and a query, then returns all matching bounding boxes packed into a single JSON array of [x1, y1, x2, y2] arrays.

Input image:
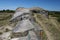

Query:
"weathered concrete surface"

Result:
[[12, 19, 35, 33]]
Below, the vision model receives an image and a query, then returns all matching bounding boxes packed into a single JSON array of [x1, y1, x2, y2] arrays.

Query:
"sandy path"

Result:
[[34, 14, 54, 40]]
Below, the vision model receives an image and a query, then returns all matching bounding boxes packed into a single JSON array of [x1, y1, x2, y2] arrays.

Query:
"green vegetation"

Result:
[[0, 10, 14, 26], [42, 31, 47, 40], [0, 9, 15, 13], [48, 11, 60, 22]]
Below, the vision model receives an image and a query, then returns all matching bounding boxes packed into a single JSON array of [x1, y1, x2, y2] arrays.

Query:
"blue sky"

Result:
[[0, 0, 60, 11]]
